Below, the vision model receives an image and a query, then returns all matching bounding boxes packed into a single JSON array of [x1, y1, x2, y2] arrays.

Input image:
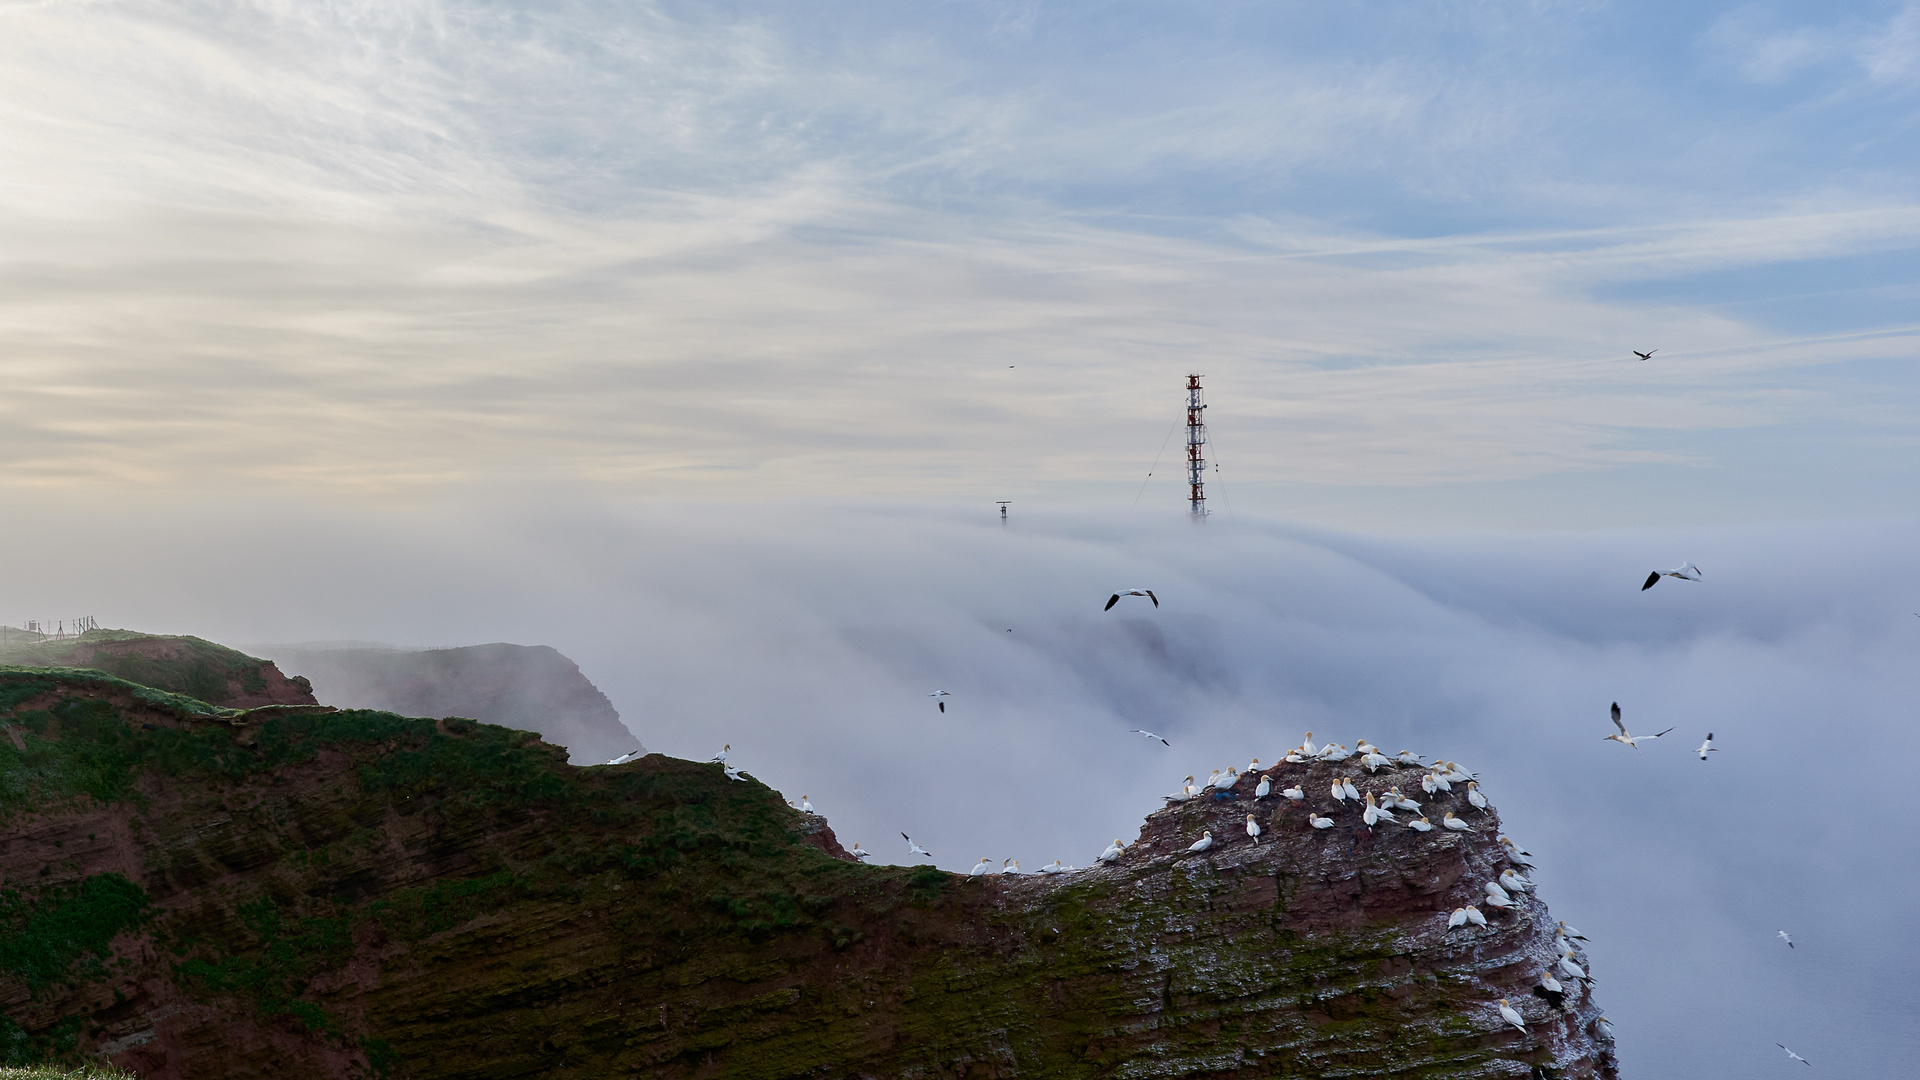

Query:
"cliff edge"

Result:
[[0, 669, 1614, 1078]]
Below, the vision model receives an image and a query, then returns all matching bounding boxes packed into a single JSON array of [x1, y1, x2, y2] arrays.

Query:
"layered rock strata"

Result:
[[0, 669, 1613, 1078]]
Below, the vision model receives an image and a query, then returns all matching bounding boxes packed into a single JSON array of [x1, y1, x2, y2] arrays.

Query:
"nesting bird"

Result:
[[1309, 812, 1336, 829], [1254, 774, 1272, 798], [1362, 793, 1397, 827], [723, 766, 746, 782], [1499, 869, 1532, 893], [1465, 781, 1488, 810], [1463, 905, 1488, 927], [1245, 814, 1261, 841], [970, 858, 993, 877], [1447, 908, 1470, 929], [1002, 859, 1022, 875], [1341, 777, 1361, 801], [850, 843, 871, 861], [1098, 840, 1125, 863], [1187, 831, 1214, 853], [1408, 816, 1435, 832], [1037, 860, 1069, 875], [1496, 999, 1528, 1033], [1442, 811, 1472, 832], [1281, 784, 1306, 802], [710, 743, 731, 764]]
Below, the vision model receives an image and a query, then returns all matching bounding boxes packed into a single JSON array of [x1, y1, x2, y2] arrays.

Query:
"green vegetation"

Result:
[[0, 630, 273, 706], [0, 874, 151, 995]]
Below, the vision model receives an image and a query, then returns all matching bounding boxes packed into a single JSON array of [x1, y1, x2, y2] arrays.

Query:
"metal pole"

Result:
[[1186, 375, 1207, 519]]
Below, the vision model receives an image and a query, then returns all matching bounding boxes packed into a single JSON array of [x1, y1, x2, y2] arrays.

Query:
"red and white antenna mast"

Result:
[[1185, 374, 1207, 519]]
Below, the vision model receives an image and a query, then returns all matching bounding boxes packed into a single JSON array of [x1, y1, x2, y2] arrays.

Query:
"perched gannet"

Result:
[[1540, 971, 1563, 994], [1002, 859, 1022, 875], [1254, 774, 1273, 798], [1556, 920, 1587, 941], [930, 690, 950, 713], [1356, 739, 1379, 754], [1320, 744, 1353, 762], [1104, 588, 1159, 611], [1203, 769, 1221, 790], [1408, 816, 1435, 832], [1281, 785, 1306, 805], [1309, 812, 1336, 829], [801, 795, 813, 813], [1778, 930, 1794, 949], [970, 858, 993, 877], [1496, 999, 1527, 1033], [1641, 562, 1703, 591], [1247, 758, 1263, 774], [1331, 779, 1351, 803], [1557, 954, 1587, 981], [1394, 749, 1423, 766], [603, 748, 645, 766], [1038, 860, 1069, 875], [1211, 767, 1240, 791], [1605, 702, 1674, 749], [723, 766, 746, 781], [1442, 811, 1472, 831], [1463, 905, 1487, 927], [1129, 729, 1170, 746], [1465, 781, 1488, 811], [1284, 749, 1307, 764], [1424, 770, 1453, 793], [1098, 840, 1125, 863], [1245, 814, 1261, 841], [902, 833, 933, 859], [1300, 732, 1318, 757], [1439, 761, 1471, 781], [1363, 794, 1397, 827], [1500, 837, 1534, 867], [1360, 750, 1392, 773], [1484, 881, 1512, 903], [1777, 1044, 1811, 1067], [1696, 733, 1718, 760], [710, 744, 731, 764], [1166, 775, 1197, 802], [1187, 831, 1214, 853], [1596, 1016, 1614, 1039], [1386, 789, 1422, 812], [1447, 908, 1470, 929], [1483, 887, 1512, 909], [1499, 869, 1533, 893], [1341, 777, 1362, 801], [850, 842, 872, 861]]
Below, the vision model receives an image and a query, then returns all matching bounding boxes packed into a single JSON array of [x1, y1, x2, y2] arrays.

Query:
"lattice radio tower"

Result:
[[1185, 374, 1208, 519]]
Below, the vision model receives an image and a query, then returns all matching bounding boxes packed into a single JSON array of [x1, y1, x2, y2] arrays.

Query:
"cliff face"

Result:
[[0, 630, 316, 710], [0, 670, 1614, 1079], [255, 643, 636, 766]]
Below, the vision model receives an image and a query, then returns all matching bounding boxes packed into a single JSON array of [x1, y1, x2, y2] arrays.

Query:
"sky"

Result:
[[3, 1, 1920, 1076]]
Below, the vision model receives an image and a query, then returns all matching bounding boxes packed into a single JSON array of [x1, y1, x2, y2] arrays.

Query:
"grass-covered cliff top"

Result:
[[0, 629, 292, 707]]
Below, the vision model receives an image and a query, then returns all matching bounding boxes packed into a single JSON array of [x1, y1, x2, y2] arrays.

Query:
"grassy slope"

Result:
[[0, 630, 276, 706]]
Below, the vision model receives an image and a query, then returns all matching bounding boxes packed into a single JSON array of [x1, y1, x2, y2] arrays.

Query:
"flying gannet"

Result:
[[1098, 840, 1125, 863], [1129, 729, 1171, 746], [1778, 930, 1794, 949], [1465, 781, 1489, 810], [1777, 1045, 1811, 1066], [1309, 812, 1336, 829], [1104, 589, 1159, 611], [1245, 814, 1261, 841], [1442, 812, 1472, 831], [1641, 561, 1703, 591], [1254, 774, 1272, 798], [970, 858, 993, 877], [1496, 999, 1527, 1033], [902, 833, 933, 859], [710, 744, 730, 764], [930, 690, 950, 713], [1187, 831, 1214, 853], [1605, 702, 1674, 749], [1696, 733, 1718, 760]]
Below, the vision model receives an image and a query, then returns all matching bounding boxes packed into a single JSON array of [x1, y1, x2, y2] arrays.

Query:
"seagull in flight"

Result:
[[1605, 702, 1674, 749], [1129, 729, 1171, 746], [1104, 588, 1158, 611], [1697, 733, 1719, 760], [902, 832, 933, 859], [930, 690, 950, 713], [1778, 930, 1795, 949], [1778, 1044, 1811, 1067], [1632, 349, 1657, 361], [1641, 562, 1703, 591]]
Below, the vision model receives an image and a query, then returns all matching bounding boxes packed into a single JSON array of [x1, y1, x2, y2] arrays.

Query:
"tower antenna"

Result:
[[1186, 374, 1207, 519]]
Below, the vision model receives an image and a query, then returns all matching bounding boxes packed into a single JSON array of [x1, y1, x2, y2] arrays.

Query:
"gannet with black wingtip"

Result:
[[1499, 869, 1532, 893], [1778, 930, 1794, 949], [1696, 733, 1718, 760], [1361, 750, 1392, 773], [1247, 758, 1262, 774], [1463, 905, 1487, 927], [1427, 769, 1454, 792], [1212, 766, 1240, 792], [970, 857, 992, 877], [1284, 749, 1306, 764], [723, 766, 746, 781], [1501, 837, 1534, 867], [930, 690, 950, 713], [1605, 702, 1674, 749], [902, 833, 933, 859], [1129, 729, 1171, 746], [710, 744, 730, 764], [1320, 743, 1353, 762], [1556, 920, 1586, 941], [1104, 588, 1158, 611], [1641, 561, 1702, 591], [1166, 775, 1197, 802], [1038, 860, 1069, 875], [1778, 1044, 1811, 1066], [1187, 831, 1213, 853], [1466, 781, 1488, 810], [1202, 769, 1221, 792], [1441, 761, 1472, 781], [1254, 774, 1272, 798], [1281, 784, 1305, 802], [1309, 812, 1335, 829], [1363, 793, 1397, 827], [1497, 999, 1527, 1033], [603, 748, 645, 765], [850, 842, 872, 861], [1448, 907, 1470, 928], [1246, 814, 1261, 841], [1595, 1016, 1614, 1039], [1443, 811, 1472, 831], [1385, 788, 1421, 812], [1557, 954, 1587, 981], [1408, 816, 1434, 832], [1098, 839, 1125, 863], [1395, 749, 1423, 766], [1540, 971, 1563, 994]]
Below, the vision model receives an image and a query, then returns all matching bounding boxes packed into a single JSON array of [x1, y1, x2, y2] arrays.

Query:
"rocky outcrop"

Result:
[[256, 643, 636, 765], [0, 670, 1613, 1078], [0, 630, 316, 709]]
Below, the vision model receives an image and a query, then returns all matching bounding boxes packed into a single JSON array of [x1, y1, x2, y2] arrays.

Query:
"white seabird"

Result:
[[1408, 816, 1434, 832], [1499, 869, 1532, 893], [1247, 758, 1263, 774], [723, 766, 746, 782], [1496, 999, 1527, 1033], [1604, 702, 1674, 749], [1212, 767, 1240, 791], [1483, 888, 1512, 909], [1540, 971, 1563, 994], [850, 842, 872, 861], [902, 833, 933, 859], [1098, 840, 1125, 863], [1341, 777, 1362, 801], [970, 858, 993, 877], [1556, 920, 1586, 941], [1394, 750, 1423, 766], [1309, 812, 1335, 829], [1596, 1016, 1614, 1039], [1778, 930, 1794, 949], [710, 743, 731, 764], [1447, 908, 1470, 928], [1038, 860, 1069, 875], [1465, 781, 1488, 811], [1331, 779, 1350, 804], [1696, 733, 1718, 760], [1319, 744, 1353, 762], [1300, 732, 1318, 757], [1641, 562, 1703, 591], [603, 748, 645, 766], [1363, 794, 1397, 827], [1385, 788, 1421, 811], [1254, 774, 1272, 798], [1484, 881, 1512, 903], [1777, 1045, 1811, 1067], [1463, 905, 1487, 927], [1427, 770, 1454, 792], [1187, 831, 1214, 853], [1245, 814, 1261, 841], [930, 690, 950, 713], [1442, 761, 1473, 781], [1556, 954, 1587, 981], [1501, 837, 1535, 867], [1104, 588, 1159, 611], [1360, 751, 1391, 773], [801, 795, 812, 813], [1281, 785, 1306, 802], [1129, 729, 1171, 746], [1166, 775, 1197, 802], [1442, 811, 1472, 832], [1002, 859, 1022, 875]]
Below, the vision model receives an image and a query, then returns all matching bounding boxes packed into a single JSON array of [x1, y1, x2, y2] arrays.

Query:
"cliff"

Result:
[[0, 630, 316, 710], [0, 669, 1615, 1079], [253, 643, 636, 766]]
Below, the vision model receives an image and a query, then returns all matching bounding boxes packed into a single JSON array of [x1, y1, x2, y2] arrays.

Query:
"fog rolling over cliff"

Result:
[[252, 642, 639, 766]]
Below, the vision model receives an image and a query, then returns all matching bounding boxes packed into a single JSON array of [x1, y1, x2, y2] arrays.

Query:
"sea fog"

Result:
[[5, 496, 1916, 1077]]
